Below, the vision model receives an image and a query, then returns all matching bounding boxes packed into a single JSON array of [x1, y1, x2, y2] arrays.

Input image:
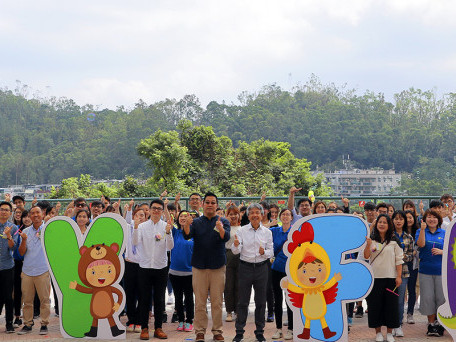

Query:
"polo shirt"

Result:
[[415, 227, 445, 275], [184, 215, 230, 269], [22, 223, 49, 276], [0, 221, 18, 270]]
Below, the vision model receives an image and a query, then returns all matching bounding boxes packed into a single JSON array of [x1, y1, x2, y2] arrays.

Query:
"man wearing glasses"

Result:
[[189, 193, 203, 213], [0, 201, 19, 333], [183, 192, 231, 342], [133, 199, 174, 340]]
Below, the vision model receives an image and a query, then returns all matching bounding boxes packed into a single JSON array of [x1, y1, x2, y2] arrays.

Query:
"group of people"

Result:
[[0, 190, 453, 342]]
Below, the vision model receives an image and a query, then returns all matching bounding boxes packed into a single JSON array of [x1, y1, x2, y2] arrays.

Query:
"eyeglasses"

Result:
[[151, 207, 163, 211], [0, 208, 11, 212]]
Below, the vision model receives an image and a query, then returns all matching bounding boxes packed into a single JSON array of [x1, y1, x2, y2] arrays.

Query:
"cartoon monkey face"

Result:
[[86, 261, 117, 288], [78, 243, 121, 288], [297, 261, 327, 288]]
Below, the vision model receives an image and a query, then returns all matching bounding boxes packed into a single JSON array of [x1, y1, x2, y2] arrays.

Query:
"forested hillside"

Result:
[[1, 77, 456, 194]]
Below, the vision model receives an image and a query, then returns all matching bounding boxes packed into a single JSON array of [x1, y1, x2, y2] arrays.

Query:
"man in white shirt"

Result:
[[133, 199, 174, 340], [231, 204, 273, 342], [440, 194, 456, 229]]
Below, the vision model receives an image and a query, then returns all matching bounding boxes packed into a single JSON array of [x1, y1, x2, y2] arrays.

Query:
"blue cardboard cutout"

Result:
[[282, 214, 373, 341]]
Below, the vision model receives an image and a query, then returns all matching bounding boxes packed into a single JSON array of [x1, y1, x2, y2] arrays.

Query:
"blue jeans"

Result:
[[407, 266, 418, 315], [398, 277, 408, 325]]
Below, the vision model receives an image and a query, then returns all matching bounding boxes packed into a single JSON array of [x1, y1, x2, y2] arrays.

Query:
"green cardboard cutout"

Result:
[[41, 214, 126, 339]]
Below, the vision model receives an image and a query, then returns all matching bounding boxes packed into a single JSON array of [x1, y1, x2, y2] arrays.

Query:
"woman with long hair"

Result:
[[364, 214, 403, 342], [404, 210, 419, 324]]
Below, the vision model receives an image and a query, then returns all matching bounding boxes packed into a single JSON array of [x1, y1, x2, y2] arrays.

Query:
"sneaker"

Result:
[[386, 333, 395, 342], [184, 323, 193, 332], [267, 314, 274, 322], [226, 313, 233, 322], [17, 325, 32, 335], [375, 332, 384, 342], [284, 330, 293, 340], [232, 334, 243, 342], [154, 328, 168, 339], [6, 323, 14, 333], [427, 323, 439, 337], [283, 320, 288, 326], [40, 325, 48, 335], [127, 324, 134, 332], [395, 326, 404, 337], [177, 322, 184, 331], [435, 321, 445, 336], [135, 325, 142, 333], [196, 333, 205, 342], [13, 318, 22, 327], [355, 306, 364, 318], [406, 314, 415, 324], [140, 328, 149, 340], [255, 334, 266, 342], [272, 329, 282, 339]]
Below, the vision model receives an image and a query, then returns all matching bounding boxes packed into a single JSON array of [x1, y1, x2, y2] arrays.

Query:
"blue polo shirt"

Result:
[[415, 227, 445, 276], [271, 226, 291, 273], [184, 215, 230, 269], [22, 223, 49, 276], [0, 221, 19, 270]]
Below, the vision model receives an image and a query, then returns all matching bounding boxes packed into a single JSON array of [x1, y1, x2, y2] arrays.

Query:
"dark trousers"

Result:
[[139, 267, 168, 329], [51, 280, 59, 315], [236, 261, 268, 335], [169, 274, 194, 323], [271, 270, 293, 330], [224, 250, 239, 313], [266, 260, 274, 316], [124, 261, 141, 326], [0, 267, 14, 323], [407, 264, 418, 315], [13, 259, 23, 316], [366, 278, 399, 329]]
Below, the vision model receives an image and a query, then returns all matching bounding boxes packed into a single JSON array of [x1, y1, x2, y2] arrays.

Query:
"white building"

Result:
[[321, 169, 401, 196]]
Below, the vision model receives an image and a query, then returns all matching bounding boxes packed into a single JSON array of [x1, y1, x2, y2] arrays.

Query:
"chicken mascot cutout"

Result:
[[281, 214, 373, 341]]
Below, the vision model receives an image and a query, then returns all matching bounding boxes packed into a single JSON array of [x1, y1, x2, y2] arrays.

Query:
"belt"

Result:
[[240, 259, 268, 267]]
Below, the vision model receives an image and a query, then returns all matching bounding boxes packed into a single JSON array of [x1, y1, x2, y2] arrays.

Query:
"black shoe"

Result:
[[6, 323, 14, 333], [17, 325, 32, 335], [111, 325, 125, 337], [171, 311, 179, 323], [13, 318, 22, 327], [85, 326, 98, 337], [40, 325, 48, 335], [427, 323, 439, 336], [255, 334, 266, 342], [266, 314, 274, 322], [435, 322, 445, 336], [233, 333, 244, 342], [354, 306, 363, 318]]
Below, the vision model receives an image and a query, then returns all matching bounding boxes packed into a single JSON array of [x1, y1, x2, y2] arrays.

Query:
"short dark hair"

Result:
[[74, 197, 86, 205], [12, 195, 25, 203], [279, 208, 293, 218], [189, 192, 202, 200], [259, 201, 270, 210], [167, 203, 176, 211], [90, 200, 105, 209], [203, 192, 218, 204], [296, 198, 312, 207], [36, 200, 51, 211], [441, 194, 454, 202], [429, 200, 444, 209], [150, 199, 164, 209], [0, 201, 13, 211], [103, 195, 111, 203], [364, 202, 376, 211], [45, 206, 55, 216], [376, 202, 388, 211], [423, 208, 443, 227]]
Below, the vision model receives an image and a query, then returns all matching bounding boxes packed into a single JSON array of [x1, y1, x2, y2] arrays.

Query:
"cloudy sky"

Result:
[[1, 0, 455, 109]]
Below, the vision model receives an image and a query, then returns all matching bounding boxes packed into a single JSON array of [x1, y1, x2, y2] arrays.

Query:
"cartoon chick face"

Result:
[[297, 260, 327, 287], [86, 261, 117, 288]]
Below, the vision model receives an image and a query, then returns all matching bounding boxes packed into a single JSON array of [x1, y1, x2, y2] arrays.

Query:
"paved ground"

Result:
[[0, 296, 452, 341]]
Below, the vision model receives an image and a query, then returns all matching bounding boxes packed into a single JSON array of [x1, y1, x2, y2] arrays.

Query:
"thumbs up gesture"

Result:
[[215, 216, 225, 238], [234, 234, 240, 247]]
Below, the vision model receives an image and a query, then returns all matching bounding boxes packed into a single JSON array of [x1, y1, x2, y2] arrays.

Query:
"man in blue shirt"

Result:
[[17, 206, 50, 336], [0, 201, 19, 333], [183, 192, 230, 342]]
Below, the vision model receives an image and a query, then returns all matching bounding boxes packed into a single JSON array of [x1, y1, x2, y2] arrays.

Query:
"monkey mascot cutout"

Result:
[[70, 243, 124, 337]]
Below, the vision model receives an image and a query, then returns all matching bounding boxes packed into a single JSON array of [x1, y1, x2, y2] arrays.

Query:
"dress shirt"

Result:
[[184, 215, 230, 269], [22, 223, 49, 276], [231, 223, 273, 263], [132, 219, 174, 269], [225, 225, 241, 249], [125, 223, 140, 264], [0, 221, 18, 270]]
